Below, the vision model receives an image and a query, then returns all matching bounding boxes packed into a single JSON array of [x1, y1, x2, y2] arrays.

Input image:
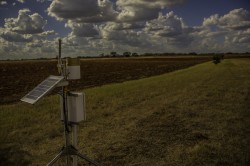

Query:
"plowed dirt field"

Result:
[[0, 57, 210, 104]]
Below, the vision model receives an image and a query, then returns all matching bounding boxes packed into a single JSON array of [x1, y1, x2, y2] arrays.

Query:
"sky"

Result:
[[0, 0, 250, 60]]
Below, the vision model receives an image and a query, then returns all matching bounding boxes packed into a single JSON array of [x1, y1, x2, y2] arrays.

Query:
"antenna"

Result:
[[21, 39, 101, 166]]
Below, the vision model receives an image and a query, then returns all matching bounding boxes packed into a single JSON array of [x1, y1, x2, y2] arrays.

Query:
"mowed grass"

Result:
[[0, 59, 249, 165]]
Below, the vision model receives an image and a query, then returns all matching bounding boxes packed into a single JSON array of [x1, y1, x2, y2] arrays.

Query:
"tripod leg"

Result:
[[72, 125, 78, 166], [76, 151, 102, 166], [46, 150, 64, 166]]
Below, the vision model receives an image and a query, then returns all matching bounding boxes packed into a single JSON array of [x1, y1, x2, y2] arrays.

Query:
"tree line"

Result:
[[97, 51, 250, 58]]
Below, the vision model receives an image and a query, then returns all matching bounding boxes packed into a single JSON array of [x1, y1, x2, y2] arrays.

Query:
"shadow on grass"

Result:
[[0, 145, 31, 166]]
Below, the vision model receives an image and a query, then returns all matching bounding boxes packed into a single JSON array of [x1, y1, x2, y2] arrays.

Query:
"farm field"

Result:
[[0, 56, 210, 104], [0, 58, 249, 165]]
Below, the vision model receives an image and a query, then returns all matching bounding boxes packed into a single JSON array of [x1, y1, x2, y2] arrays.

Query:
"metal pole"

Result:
[[47, 38, 101, 166], [72, 124, 78, 166], [60, 39, 70, 165], [62, 86, 70, 165], [59, 39, 62, 59]]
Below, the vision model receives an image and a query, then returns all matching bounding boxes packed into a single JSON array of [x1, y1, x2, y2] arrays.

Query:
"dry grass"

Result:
[[0, 59, 249, 165]]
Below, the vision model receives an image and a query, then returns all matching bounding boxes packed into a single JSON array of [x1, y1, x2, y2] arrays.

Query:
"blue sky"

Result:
[[0, 0, 250, 60], [172, 0, 250, 26]]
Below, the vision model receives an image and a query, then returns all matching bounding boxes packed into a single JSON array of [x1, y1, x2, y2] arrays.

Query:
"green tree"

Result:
[[123, 52, 131, 57]]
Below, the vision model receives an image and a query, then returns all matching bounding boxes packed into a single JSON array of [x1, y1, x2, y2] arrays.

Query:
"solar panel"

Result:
[[21, 75, 64, 104]]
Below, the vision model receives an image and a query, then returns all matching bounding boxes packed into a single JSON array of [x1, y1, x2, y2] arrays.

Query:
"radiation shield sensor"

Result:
[[21, 75, 64, 104], [66, 58, 81, 80]]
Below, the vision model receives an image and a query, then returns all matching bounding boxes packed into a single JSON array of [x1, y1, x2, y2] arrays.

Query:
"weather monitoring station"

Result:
[[21, 39, 101, 166]]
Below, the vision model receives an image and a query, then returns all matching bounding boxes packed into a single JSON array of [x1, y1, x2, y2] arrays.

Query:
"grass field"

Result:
[[0, 59, 249, 165]]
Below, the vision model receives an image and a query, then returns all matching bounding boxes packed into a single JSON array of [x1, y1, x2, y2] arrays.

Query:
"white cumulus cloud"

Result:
[[4, 8, 47, 34], [17, 0, 25, 3], [48, 0, 117, 23], [116, 0, 186, 22], [203, 8, 250, 30], [65, 21, 99, 38], [0, 31, 32, 42], [0, 1, 7, 5]]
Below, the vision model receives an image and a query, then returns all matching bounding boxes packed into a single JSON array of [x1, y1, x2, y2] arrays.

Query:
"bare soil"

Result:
[[0, 57, 210, 104]]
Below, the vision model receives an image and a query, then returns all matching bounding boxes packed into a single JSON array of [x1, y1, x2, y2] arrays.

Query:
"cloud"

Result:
[[144, 12, 194, 47], [48, 0, 117, 22], [117, 6, 159, 22], [0, 8, 58, 59], [37, 0, 52, 2], [39, 30, 57, 36], [59, 35, 96, 56], [1, 43, 20, 53], [219, 8, 250, 30], [48, 0, 187, 23], [99, 22, 138, 41], [225, 28, 250, 45], [17, 0, 52, 3], [65, 21, 99, 37], [1, 8, 56, 44], [0, 1, 7, 5], [0, 28, 58, 60], [48, 0, 99, 20], [56, 8, 250, 56], [145, 12, 184, 36], [237, 28, 250, 43], [0, 31, 33, 42], [25, 39, 57, 55], [47, 0, 191, 52], [196, 8, 250, 52], [116, 0, 186, 9], [2, 3, 250, 60], [102, 22, 145, 31], [4, 8, 47, 34], [46, 0, 192, 55], [17, 0, 25, 3], [116, 0, 186, 22], [203, 8, 250, 30], [26, 40, 43, 48]]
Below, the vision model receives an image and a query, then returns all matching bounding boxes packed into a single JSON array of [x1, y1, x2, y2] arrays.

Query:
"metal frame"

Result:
[[47, 86, 101, 166], [46, 39, 101, 166]]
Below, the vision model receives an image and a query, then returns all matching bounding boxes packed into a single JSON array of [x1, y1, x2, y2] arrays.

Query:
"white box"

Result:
[[60, 92, 86, 123]]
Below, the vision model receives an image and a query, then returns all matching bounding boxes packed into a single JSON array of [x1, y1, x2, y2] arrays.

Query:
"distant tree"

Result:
[[212, 54, 223, 64], [189, 52, 197, 55], [110, 51, 117, 57], [143, 53, 153, 56], [132, 52, 138, 57], [99, 53, 104, 57], [123, 52, 131, 57], [77, 56, 84, 59]]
